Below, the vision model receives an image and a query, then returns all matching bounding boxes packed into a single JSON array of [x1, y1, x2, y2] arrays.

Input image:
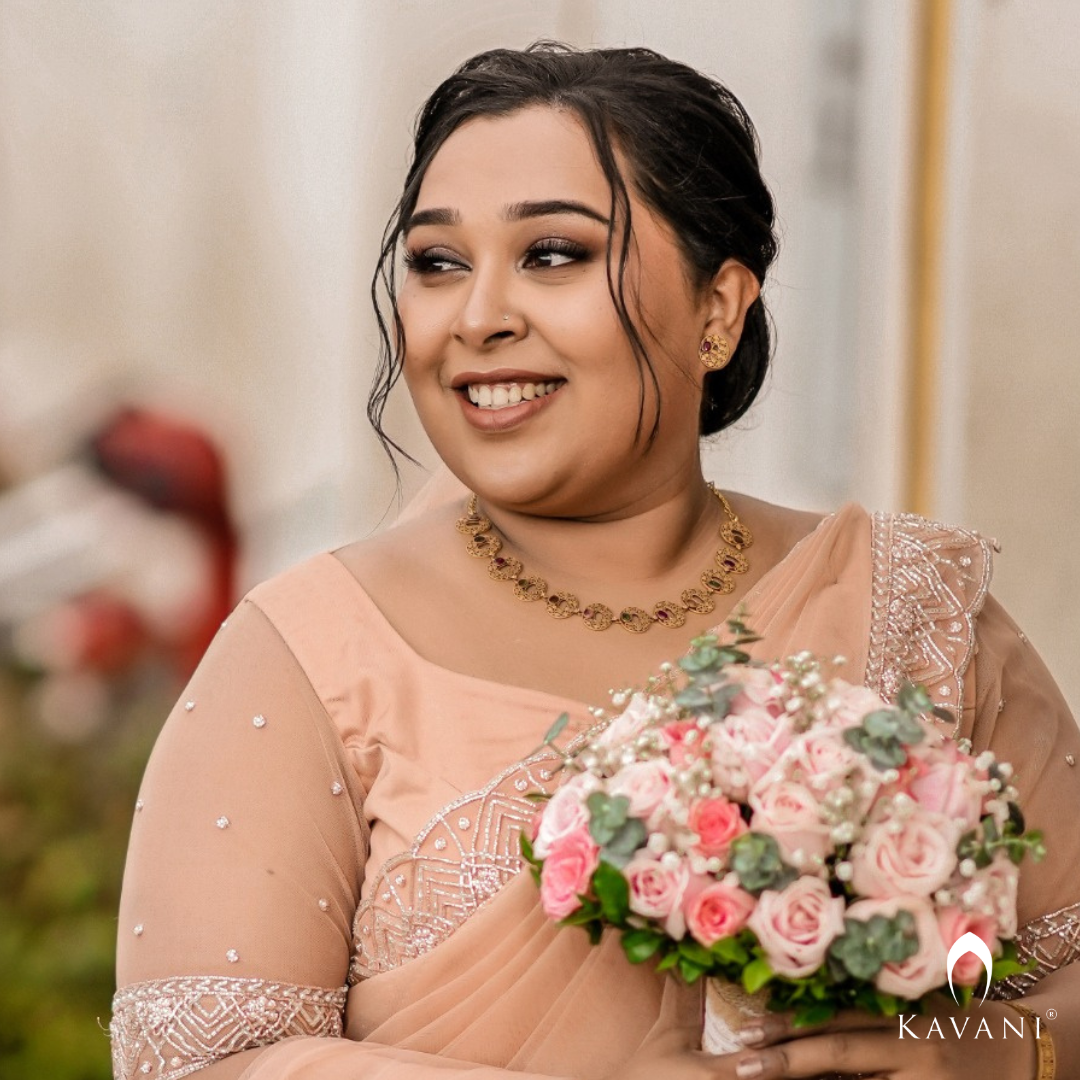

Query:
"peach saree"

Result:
[[110, 505, 1080, 1079]]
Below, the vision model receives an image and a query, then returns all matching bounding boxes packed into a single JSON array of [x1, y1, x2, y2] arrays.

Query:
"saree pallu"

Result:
[[110, 505, 1080, 1079]]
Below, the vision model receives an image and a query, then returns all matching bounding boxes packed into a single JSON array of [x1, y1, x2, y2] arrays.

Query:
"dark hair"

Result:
[[369, 41, 778, 463]]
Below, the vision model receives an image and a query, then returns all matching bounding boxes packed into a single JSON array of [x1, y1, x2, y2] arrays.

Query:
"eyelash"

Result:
[[403, 238, 590, 275]]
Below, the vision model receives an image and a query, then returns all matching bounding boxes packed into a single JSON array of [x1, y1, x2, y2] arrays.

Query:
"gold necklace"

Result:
[[455, 484, 753, 633]]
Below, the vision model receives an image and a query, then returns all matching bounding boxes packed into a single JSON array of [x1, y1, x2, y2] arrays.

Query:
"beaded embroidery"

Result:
[[866, 512, 993, 733], [350, 751, 559, 980], [109, 976, 346, 1079], [991, 899, 1080, 999]]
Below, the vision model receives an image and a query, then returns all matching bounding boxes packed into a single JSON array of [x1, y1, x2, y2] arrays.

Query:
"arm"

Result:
[[111, 598, 577, 1080]]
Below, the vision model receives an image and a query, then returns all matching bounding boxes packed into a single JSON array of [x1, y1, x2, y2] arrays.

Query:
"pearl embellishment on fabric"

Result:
[[135, 799, 144, 812], [1067, 755, 1076, 767], [133, 924, 144, 936], [252, 714, 266, 728], [226, 949, 239, 963], [215, 816, 230, 829], [330, 781, 344, 796], [318, 898, 329, 911], [184, 701, 196, 712]]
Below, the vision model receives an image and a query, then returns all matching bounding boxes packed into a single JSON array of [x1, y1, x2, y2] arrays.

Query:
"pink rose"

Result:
[[712, 708, 794, 800], [532, 779, 593, 860], [626, 857, 690, 923], [971, 852, 1020, 938], [850, 810, 959, 899], [748, 877, 846, 978], [749, 781, 832, 865], [847, 896, 946, 999], [539, 829, 599, 920], [907, 748, 985, 832], [608, 760, 671, 821], [661, 719, 706, 767], [596, 692, 661, 748], [685, 877, 756, 947], [827, 683, 891, 730], [688, 796, 747, 858], [937, 907, 999, 986], [730, 666, 785, 714], [785, 727, 872, 796]]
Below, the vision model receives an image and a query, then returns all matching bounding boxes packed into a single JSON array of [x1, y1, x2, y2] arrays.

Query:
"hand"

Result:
[[725, 1001, 1038, 1080]]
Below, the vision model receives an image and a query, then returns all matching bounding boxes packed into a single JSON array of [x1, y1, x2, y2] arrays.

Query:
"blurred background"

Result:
[[0, 1, 1077, 1075]]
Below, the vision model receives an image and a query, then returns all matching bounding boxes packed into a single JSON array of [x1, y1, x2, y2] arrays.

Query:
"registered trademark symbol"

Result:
[[1046, 1008, 1058, 1020]]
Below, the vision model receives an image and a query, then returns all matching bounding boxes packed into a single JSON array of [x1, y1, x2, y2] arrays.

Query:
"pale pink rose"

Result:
[[785, 727, 872, 796], [826, 683, 891, 730], [975, 853, 1020, 939], [539, 829, 599, 920], [711, 708, 794, 800], [730, 666, 785, 715], [596, 691, 661, 748], [748, 877, 846, 978], [937, 907, 999, 986], [685, 877, 756, 946], [850, 809, 959, 899], [847, 896, 946, 999], [688, 796, 748, 858], [533, 779, 594, 860], [626, 857, 690, 922], [607, 760, 671, 821], [907, 748, 985, 832], [749, 781, 832, 865]]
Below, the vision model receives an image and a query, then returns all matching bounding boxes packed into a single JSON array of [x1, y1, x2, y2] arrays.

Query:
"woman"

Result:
[[110, 44, 1080, 1079]]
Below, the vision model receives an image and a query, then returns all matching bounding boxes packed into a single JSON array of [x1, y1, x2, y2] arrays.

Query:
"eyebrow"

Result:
[[404, 198, 609, 234]]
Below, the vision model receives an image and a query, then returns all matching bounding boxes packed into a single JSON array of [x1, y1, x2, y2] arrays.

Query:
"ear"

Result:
[[701, 258, 761, 348]]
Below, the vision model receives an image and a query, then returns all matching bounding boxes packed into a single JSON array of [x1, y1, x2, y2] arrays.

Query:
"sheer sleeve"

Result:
[[969, 594, 1080, 997], [110, 591, 575, 1080], [110, 597, 367, 1077]]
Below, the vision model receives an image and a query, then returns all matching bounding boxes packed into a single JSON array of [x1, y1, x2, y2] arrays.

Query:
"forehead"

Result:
[[416, 106, 610, 212]]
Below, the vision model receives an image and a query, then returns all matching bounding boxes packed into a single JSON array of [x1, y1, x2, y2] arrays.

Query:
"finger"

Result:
[[733, 1028, 901, 1078], [736, 1008, 898, 1049]]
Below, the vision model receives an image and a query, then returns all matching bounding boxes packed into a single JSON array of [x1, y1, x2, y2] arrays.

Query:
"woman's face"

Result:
[[399, 105, 725, 517]]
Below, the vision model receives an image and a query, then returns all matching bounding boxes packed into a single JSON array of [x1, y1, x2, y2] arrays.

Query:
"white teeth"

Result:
[[464, 380, 561, 409]]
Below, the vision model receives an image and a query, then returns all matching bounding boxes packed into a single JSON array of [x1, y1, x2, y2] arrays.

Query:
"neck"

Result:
[[475, 468, 723, 591]]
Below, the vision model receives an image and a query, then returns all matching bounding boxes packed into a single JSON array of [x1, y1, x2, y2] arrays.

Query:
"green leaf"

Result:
[[523, 791, 553, 803], [742, 957, 773, 994], [621, 928, 663, 964], [792, 1001, 836, 1028], [674, 687, 712, 710], [593, 862, 631, 925], [897, 682, 933, 717], [678, 957, 708, 984], [678, 939, 715, 967], [711, 936, 750, 966], [561, 899, 601, 926], [520, 832, 536, 865], [543, 713, 570, 745], [656, 951, 680, 973]]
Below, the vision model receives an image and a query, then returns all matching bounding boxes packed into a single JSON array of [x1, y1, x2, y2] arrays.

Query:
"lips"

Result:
[[450, 369, 565, 432]]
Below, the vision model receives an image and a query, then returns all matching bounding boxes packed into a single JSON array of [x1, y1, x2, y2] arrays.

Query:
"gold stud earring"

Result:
[[699, 334, 731, 370]]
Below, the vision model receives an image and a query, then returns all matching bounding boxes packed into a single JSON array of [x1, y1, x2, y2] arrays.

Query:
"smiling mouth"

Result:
[[462, 379, 565, 410]]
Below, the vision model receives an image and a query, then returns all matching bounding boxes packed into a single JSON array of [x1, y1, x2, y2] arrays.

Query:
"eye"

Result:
[[522, 239, 589, 269], [403, 247, 467, 275]]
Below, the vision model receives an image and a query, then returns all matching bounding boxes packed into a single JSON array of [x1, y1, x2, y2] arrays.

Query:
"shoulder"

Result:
[[863, 509, 997, 720]]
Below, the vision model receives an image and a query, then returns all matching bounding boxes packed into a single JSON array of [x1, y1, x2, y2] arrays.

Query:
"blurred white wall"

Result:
[[1, 0, 1077, 706]]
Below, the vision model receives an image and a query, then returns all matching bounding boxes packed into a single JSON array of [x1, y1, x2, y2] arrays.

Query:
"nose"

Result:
[[449, 265, 523, 349]]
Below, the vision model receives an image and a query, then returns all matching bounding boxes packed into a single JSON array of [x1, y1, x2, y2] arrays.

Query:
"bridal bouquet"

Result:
[[522, 620, 1043, 1025]]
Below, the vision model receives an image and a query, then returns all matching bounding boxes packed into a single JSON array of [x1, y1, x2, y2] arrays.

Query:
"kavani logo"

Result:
[[946, 931, 993, 1005]]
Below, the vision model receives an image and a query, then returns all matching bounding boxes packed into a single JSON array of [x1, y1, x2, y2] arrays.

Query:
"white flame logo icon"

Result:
[[946, 931, 993, 1005]]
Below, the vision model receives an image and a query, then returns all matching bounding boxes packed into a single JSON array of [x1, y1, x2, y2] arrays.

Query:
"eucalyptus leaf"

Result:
[[543, 713, 570, 745]]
